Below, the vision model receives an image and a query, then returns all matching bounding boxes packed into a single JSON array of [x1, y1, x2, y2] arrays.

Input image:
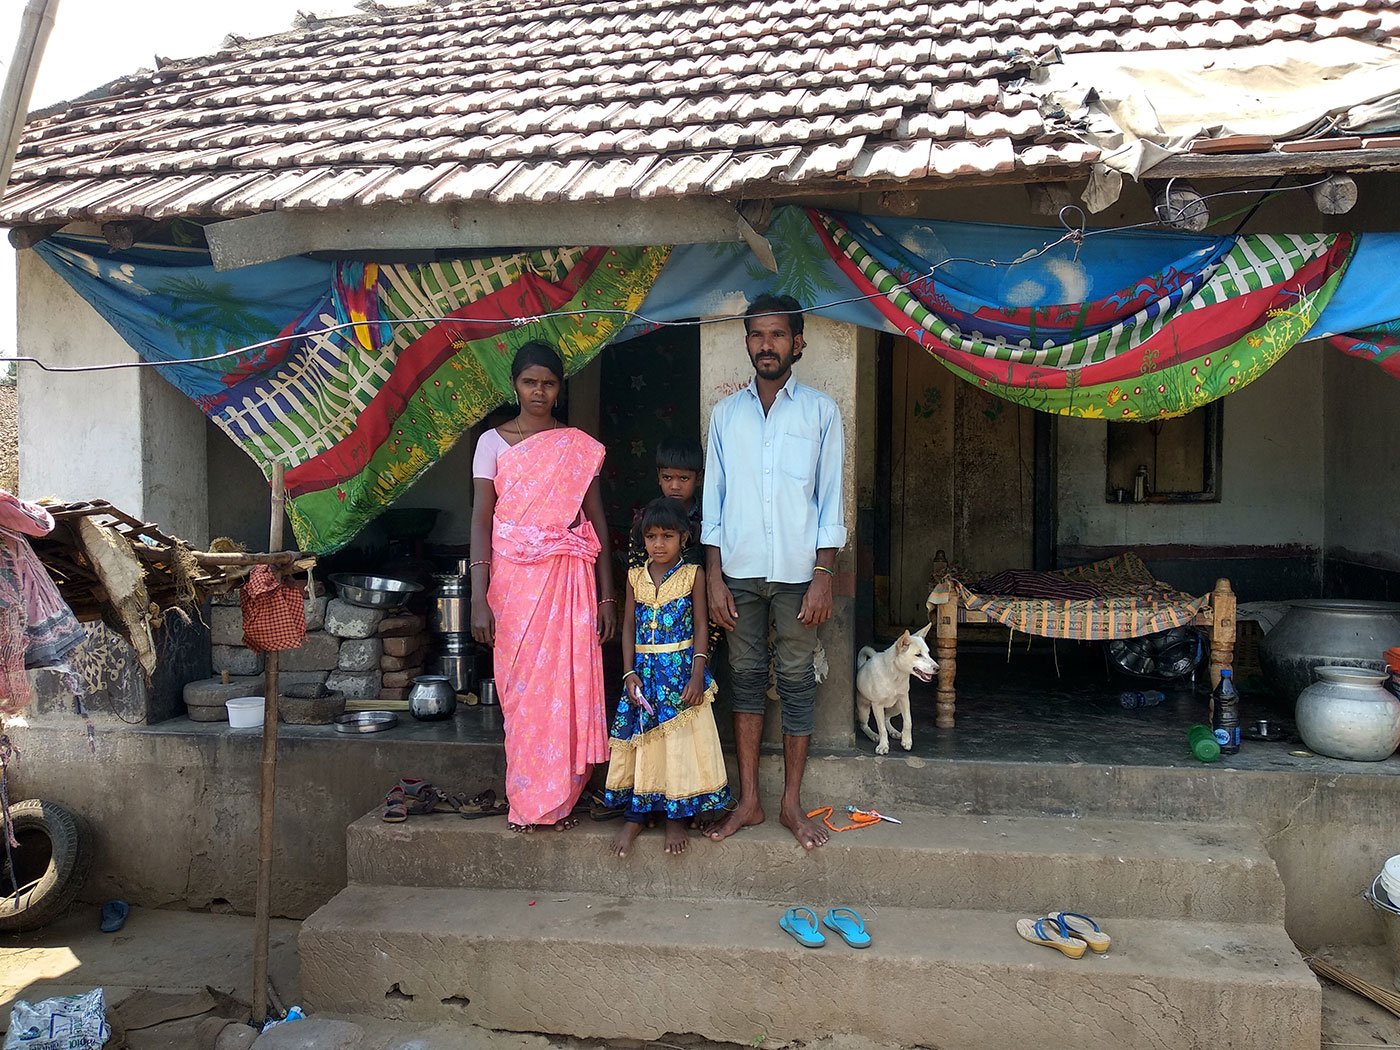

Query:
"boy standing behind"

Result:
[[628, 436, 705, 569]]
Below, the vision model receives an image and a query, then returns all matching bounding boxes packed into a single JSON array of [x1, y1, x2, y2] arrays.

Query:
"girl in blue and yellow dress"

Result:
[[603, 497, 733, 856]]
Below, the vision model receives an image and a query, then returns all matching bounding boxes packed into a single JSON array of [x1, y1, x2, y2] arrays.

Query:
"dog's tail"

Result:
[[856, 646, 877, 669]]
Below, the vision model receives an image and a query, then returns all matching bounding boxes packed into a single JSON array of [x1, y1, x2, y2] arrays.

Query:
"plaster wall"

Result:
[[1055, 341, 1327, 595], [1323, 350, 1400, 582], [18, 250, 208, 542]]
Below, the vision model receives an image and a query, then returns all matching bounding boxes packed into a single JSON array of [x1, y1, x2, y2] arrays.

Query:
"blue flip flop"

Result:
[[100, 900, 129, 933], [821, 907, 871, 948], [778, 906, 826, 948]]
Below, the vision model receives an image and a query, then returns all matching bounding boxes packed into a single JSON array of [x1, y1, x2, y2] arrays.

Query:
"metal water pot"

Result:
[[1296, 665, 1400, 761], [408, 675, 457, 721]]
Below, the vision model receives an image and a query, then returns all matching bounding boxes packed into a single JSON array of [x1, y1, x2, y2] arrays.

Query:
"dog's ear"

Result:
[[896, 630, 910, 651], [913, 622, 932, 639]]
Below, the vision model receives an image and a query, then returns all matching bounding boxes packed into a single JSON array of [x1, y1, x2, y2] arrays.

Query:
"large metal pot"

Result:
[[432, 597, 468, 633], [408, 675, 457, 721], [432, 651, 477, 694], [433, 573, 468, 599], [1296, 665, 1400, 761], [439, 632, 474, 656], [1260, 599, 1400, 703]]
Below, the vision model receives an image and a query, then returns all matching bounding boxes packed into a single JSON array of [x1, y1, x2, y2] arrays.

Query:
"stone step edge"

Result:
[[302, 884, 1317, 985], [301, 886, 1318, 1048]]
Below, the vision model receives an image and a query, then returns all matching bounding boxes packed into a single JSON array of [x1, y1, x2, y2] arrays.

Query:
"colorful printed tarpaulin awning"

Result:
[[812, 209, 1355, 419], [37, 236, 668, 552], [29, 206, 1400, 552]]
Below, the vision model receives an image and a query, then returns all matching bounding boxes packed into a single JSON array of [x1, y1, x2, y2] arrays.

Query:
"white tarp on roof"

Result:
[[1030, 37, 1400, 208]]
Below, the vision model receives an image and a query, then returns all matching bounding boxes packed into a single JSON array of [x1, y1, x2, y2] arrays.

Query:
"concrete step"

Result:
[[347, 806, 1284, 924], [300, 884, 1320, 1049]]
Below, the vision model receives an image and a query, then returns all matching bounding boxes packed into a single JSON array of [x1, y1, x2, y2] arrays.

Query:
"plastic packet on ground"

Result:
[[4, 988, 110, 1050]]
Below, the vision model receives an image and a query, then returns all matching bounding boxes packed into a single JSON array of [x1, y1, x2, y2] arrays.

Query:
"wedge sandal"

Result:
[[1015, 915, 1087, 959], [1047, 911, 1111, 953]]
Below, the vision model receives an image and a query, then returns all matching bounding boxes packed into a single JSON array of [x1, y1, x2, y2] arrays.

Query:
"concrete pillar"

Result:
[[700, 312, 859, 749], [17, 249, 209, 543]]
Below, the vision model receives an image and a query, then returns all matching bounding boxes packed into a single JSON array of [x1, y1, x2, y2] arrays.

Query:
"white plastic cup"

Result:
[[225, 696, 265, 729]]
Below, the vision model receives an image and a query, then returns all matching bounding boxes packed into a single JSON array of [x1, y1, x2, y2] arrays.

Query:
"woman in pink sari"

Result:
[[469, 343, 617, 831]]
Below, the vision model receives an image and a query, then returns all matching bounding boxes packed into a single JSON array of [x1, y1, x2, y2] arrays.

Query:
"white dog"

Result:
[[856, 624, 938, 755]]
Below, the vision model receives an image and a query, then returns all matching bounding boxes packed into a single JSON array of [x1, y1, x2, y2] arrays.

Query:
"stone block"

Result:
[[381, 667, 424, 689], [184, 676, 262, 721], [379, 686, 411, 702], [210, 605, 244, 647], [377, 613, 426, 638], [212, 645, 263, 676], [280, 631, 340, 673], [279, 670, 330, 690], [337, 638, 384, 672], [379, 648, 425, 672], [304, 595, 330, 632], [325, 600, 384, 639], [325, 670, 382, 701], [252, 1018, 363, 1050], [382, 634, 426, 658]]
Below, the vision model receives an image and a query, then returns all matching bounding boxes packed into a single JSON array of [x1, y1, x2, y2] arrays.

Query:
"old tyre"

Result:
[[0, 798, 93, 933]]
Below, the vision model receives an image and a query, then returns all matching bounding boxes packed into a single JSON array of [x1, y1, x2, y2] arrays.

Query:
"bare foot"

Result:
[[664, 819, 689, 855], [612, 821, 643, 857], [553, 815, 580, 831], [705, 798, 765, 842], [508, 822, 536, 834], [780, 805, 829, 850]]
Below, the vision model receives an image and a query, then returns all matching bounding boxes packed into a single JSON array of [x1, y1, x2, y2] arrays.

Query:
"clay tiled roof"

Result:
[[2, 0, 1398, 225]]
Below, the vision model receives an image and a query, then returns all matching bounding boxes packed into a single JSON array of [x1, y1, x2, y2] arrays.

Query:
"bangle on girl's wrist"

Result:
[[623, 670, 640, 682], [813, 566, 835, 578]]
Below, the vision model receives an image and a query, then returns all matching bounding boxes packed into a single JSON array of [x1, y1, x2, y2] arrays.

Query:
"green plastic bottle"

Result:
[[1188, 723, 1221, 763]]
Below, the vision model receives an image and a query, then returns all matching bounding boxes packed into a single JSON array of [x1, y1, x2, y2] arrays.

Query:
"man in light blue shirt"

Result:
[[702, 294, 847, 851]]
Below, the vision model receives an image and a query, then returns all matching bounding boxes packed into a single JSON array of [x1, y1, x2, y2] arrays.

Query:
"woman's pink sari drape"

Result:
[[489, 428, 608, 825]]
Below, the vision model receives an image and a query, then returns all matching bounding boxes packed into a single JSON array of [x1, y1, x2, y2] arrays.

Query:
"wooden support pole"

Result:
[[934, 597, 958, 729], [7, 223, 62, 249], [1310, 174, 1359, 215], [1148, 179, 1210, 232], [1026, 180, 1074, 217], [251, 461, 285, 1026], [100, 220, 154, 251], [1208, 577, 1236, 691]]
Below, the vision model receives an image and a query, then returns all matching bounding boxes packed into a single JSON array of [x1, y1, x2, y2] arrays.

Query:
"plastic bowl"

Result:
[[225, 696, 265, 729]]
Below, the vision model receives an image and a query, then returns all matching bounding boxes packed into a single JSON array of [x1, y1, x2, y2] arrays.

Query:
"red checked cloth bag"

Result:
[[240, 566, 306, 652]]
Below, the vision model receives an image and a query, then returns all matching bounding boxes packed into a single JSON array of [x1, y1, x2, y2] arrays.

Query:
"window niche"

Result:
[[1105, 402, 1222, 503]]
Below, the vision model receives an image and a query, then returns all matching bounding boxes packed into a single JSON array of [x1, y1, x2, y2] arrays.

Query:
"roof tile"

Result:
[[1, 0, 1387, 224]]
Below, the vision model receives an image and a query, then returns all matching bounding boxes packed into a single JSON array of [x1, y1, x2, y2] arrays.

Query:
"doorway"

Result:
[[874, 334, 1050, 635]]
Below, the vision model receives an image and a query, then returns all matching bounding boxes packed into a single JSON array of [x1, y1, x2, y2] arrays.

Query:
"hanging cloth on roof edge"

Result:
[[809, 208, 1355, 419], [28, 208, 1398, 551]]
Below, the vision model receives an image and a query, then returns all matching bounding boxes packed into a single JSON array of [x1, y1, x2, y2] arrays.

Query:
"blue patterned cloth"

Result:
[[602, 561, 733, 820]]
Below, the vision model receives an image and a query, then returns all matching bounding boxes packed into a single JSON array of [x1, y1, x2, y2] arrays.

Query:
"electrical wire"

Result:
[[7, 178, 1331, 375]]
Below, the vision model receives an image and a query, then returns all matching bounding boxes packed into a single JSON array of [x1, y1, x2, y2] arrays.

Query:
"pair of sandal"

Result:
[[381, 778, 508, 823], [1015, 911, 1112, 960], [779, 906, 871, 949]]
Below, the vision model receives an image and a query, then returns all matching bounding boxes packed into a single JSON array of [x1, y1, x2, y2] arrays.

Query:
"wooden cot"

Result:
[[925, 574, 1236, 729]]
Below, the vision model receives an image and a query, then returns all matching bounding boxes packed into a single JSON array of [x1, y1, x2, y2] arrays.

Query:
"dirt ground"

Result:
[[0, 907, 1396, 1049], [0, 382, 16, 494]]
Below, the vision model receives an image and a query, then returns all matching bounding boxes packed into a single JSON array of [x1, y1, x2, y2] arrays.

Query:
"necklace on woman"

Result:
[[512, 415, 556, 442]]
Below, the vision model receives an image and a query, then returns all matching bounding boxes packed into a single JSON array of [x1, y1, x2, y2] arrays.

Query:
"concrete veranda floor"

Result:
[[0, 906, 1396, 1049]]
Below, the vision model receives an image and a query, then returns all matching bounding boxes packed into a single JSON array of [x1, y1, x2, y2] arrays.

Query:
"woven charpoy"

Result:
[[929, 553, 1209, 642]]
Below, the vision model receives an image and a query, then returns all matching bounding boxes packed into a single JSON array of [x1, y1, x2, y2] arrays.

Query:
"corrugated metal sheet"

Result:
[[0, 0, 1394, 224]]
